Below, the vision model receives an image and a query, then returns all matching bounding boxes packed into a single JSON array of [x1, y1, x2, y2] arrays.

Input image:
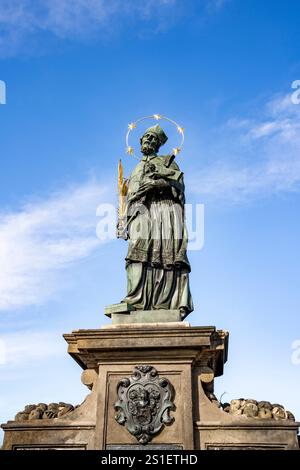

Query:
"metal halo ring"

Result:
[[125, 114, 185, 159]]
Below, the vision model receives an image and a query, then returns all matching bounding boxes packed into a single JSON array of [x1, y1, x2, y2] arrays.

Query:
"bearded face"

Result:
[[141, 132, 160, 156]]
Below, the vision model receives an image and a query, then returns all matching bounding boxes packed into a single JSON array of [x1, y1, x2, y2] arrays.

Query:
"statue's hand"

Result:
[[152, 170, 175, 179], [136, 181, 152, 193], [151, 178, 168, 188], [134, 178, 168, 196]]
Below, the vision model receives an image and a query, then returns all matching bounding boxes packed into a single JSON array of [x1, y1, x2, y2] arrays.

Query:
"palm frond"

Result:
[[118, 160, 128, 218]]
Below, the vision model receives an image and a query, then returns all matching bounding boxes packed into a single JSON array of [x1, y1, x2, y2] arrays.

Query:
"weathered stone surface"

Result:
[[105, 302, 135, 317], [1, 391, 97, 450], [220, 398, 295, 421], [101, 321, 190, 330], [14, 402, 75, 421], [193, 371, 299, 450], [2, 323, 299, 450], [96, 362, 194, 449], [63, 325, 228, 376], [81, 369, 98, 390], [111, 309, 182, 324], [199, 366, 214, 384]]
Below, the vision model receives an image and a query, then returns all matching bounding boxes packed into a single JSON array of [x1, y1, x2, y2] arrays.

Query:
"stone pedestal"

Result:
[[1, 321, 299, 450], [64, 323, 227, 450]]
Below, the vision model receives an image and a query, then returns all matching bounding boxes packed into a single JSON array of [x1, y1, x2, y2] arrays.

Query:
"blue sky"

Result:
[[1, 0, 300, 441]]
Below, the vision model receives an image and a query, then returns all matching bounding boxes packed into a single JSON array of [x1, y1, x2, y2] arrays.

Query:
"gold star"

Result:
[[153, 114, 162, 120], [128, 122, 136, 130], [177, 125, 184, 135], [173, 147, 181, 155], [126, 146, 134, 155]]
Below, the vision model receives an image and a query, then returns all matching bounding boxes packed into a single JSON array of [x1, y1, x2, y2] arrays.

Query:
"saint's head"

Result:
[[140, 124, 168, 156]]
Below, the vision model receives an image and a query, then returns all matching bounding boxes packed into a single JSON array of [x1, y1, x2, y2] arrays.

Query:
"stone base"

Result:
[[104, 302, 135, 317], [105, 303, 186, 324], [111, 309, 183, 324], [1, 322, 299, 450]]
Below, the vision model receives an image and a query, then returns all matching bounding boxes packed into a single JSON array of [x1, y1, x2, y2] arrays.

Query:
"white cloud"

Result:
[[0, 180, 109, 311], [248, 93, 300, 140], [207, 0, 230, 11], [0, 0, 178, 55], [0, 0, 227, 56], [191, 92, 300, 202]]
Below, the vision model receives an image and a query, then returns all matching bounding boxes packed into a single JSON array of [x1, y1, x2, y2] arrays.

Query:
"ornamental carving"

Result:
[[14, 402, 75, 421], [114, 365, 175, 444], [221, 398, 295, 420]]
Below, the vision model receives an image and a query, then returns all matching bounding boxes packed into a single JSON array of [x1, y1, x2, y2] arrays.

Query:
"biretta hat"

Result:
[[141, 124, 168, 146]]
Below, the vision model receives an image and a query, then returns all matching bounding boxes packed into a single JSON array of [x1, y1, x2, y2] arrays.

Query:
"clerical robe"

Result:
[[122, 153, 193, 315]]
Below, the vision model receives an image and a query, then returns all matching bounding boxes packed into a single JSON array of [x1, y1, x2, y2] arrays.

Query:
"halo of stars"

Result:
[[125, 114, 185, 160]]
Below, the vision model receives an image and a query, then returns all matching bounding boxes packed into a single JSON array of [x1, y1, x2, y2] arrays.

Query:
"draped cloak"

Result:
[[122, 153, 193, 314]]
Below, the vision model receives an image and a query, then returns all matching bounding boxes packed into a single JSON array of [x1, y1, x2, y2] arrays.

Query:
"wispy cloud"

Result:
[[191, 90, 300, 202], [246, 93, 300, 141], [0, 180, 108, 311], [0, 0, 227, 57], [206, 0, 231, 11], [0, 0, 175, 56]]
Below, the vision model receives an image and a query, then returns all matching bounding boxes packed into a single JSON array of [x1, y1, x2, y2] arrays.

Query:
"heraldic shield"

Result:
[[114, 365, 175, 444]]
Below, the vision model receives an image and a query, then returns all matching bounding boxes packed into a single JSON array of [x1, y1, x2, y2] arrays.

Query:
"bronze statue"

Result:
[[117, 124, 193, 318]]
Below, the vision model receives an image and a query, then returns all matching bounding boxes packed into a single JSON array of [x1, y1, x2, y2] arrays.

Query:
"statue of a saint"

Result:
[[117, 124, 193, 318]]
